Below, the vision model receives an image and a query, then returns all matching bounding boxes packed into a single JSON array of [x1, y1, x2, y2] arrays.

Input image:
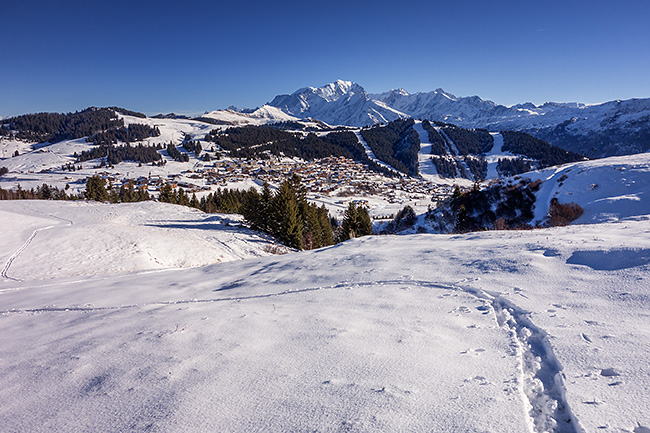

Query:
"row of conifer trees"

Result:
[[155, 174, 373, 250]]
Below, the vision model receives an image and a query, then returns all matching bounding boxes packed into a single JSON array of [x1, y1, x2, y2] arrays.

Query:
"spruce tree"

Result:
[[318, 205, 335, 246], [84, 175, 109, 202], [340, 202, 358, 241], [340, 202, 373, 240], [357, 205, 373, 236], [272, 180, 303, 249], [159, 184, 175, 203], [241, 187, 263, 230]]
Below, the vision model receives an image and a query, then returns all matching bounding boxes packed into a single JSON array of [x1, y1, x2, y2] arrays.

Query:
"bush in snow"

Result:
[[545, 198, 584, 227]]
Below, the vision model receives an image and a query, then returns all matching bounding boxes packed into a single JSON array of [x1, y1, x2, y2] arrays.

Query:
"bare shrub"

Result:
[[547, 198, 584, 226], [493, 217, 509, 230], [261, 244, 290, 255]]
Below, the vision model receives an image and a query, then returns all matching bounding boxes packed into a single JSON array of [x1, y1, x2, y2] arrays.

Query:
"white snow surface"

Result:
[[1, 199, 650, 432], [0, 200, 285, 282], [413, 121, 438, 179], [523, 152, 650, 225], [201, 104, 300, 126]]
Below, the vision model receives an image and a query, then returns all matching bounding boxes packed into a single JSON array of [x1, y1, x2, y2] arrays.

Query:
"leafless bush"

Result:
[[261, 244, 290, 255], [546, 198, 584, 226]]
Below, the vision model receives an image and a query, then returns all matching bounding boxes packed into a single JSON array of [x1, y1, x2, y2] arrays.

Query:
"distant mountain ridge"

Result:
[[268, 80, 408, 127], [260, 80, 650, 158]]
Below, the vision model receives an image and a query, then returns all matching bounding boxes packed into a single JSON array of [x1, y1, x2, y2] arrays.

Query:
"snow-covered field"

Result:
[[0, 200, 286, 282], [2, 110, 650, 432], [1, 197, 649, 432], [524, 152, 650, 225]]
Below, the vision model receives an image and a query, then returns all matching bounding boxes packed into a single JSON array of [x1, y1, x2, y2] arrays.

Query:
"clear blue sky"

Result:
[[2, 0, 649, 117]]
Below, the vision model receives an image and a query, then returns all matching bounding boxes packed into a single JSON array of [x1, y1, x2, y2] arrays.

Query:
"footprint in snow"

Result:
[[449, 306, 472, 315], [461, 348, 486, 355], [600, 368, 620, 377]]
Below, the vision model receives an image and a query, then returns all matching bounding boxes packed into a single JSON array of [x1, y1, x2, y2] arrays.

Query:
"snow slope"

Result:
[[523, 152, 650, 225], [1, 200, 649, 432], [0, 200, 286, 282], [200, 104, 301, 126], [413, 121, 439, 180]]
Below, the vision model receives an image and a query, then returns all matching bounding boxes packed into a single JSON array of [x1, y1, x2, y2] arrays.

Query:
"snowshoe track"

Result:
[[1, 276, 583, 432]]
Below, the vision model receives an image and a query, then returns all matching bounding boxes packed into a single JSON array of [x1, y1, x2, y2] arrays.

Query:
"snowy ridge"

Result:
[[0, 201, 287, 282], [200, 104, 300, 126], [264, 80, 650, 156], [523, 152, 650, 225], [268, 80, 409, 127]]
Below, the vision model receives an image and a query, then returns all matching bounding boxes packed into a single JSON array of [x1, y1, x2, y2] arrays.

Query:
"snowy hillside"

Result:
[[1, 206, 648, 432], [200, 104, 301, 126], [373, 87, 650, 157], [0, 200, 286, 281], [412, 151, 650, 234], [524, 152, 650, 225]]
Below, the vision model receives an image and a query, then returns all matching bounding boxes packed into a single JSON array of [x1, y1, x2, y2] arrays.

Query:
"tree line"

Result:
[[156, 174, 373, 250], [166, 143, 190, 162], [88, 123, 160, 145], [360, 119, 419, 176], [0, 184, 78, 201], [500, 131, 584, 168], [1, 108, 124, 143], [84, 175, 151, 203], [76, 143, 163, 165]]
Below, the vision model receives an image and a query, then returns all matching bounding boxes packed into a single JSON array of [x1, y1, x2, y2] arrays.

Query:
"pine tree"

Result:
[[259, 182, 274, 233], [241, 187, 263, 230], [272, 180, 303, 249], [84, 175, 109, 202], [318, 205, 335, 246], [159, 184, 176, 203], [357, 205, 373, 236], [340, 202, 373, 241], [340, 202, 358, 241], [190, 193, 199, 209]]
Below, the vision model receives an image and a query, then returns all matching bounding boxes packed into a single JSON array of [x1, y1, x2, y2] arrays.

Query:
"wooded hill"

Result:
[[205, 126, 398, 177], [1, 106, 584, 180], [420, 120, 583, 180]]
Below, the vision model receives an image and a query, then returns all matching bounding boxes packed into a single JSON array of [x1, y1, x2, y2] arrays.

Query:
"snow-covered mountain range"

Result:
[[251, 80, 650, 158], [268, 80, 408, 127]]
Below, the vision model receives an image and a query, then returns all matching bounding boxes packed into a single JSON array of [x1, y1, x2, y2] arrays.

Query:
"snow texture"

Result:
[[1, 199, 649, 432]]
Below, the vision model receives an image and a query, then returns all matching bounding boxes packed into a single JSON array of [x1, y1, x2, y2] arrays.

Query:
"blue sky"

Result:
[[1, 0, 649, 117]]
